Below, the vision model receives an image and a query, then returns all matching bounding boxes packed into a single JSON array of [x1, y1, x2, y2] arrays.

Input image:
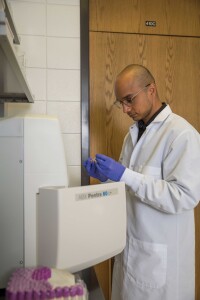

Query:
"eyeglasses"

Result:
[[114, 83, 151, 109]]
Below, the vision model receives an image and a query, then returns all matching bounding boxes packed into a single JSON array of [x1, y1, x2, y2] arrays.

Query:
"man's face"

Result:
[[114, 75, 154, 123]]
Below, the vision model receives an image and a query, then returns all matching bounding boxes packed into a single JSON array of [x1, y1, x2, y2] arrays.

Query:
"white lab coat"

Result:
[[111, 105, 200, 300]]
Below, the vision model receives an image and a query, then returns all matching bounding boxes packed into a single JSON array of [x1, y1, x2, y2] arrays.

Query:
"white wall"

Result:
[[7, 0, 81, 187]]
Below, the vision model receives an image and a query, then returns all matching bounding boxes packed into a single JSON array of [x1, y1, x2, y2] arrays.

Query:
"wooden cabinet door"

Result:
[[90, 0, 200, 37], [90, 31, 200, 299]]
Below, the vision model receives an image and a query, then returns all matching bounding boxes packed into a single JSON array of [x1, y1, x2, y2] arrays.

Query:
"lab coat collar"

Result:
[[130, 104, 172, 131], [129, 104, 172, 148], [129, 104, 172, 133], [151, 104, 172, 123]]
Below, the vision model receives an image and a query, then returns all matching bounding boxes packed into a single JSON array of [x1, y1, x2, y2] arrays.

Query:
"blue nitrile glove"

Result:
[[95, 154, 126, 181], [84, 157, 108, 182]]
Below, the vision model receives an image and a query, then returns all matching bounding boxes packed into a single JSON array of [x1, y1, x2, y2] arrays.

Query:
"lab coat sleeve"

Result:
[[120, 130, 200, 214]]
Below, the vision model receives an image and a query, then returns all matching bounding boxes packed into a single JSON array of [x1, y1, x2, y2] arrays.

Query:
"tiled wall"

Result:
[[7, 0, 81, 187]]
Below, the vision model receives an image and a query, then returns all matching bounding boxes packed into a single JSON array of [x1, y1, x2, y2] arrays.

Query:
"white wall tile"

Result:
[[67, 166, 81, 187], [26, 68, 46, 101], [47, 102, 80, 133], [6, 102, 47, 117], [47, 5, 80, 37], [9, 2, 46, 35], [63, 134, 81, 165], [9, 0, 45, 3], [47, 37, 80, 69], [47, 0, 80, 5], [19, 36, 46, 68], [5, 1, 82, 185], [47, 70, 80, 101]]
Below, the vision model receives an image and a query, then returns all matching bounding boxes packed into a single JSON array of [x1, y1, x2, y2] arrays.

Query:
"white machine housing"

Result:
[[0, 115, 126, 288], [38, 182, 126, 272], [0, 115, 67, 287]]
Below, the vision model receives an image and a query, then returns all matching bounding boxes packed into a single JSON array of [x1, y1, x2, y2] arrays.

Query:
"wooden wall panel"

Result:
[[90, 31, 200, 299], [90, 32, 200, 154], [90, 0, 200, 37], [94, 260, 112, 300]]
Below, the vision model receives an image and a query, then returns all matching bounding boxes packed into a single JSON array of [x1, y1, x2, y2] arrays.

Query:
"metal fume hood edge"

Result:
[[0, 0, 34, 103]]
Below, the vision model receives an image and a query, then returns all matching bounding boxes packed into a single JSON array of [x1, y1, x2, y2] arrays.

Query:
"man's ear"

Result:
[[149, 83, 156, 96]]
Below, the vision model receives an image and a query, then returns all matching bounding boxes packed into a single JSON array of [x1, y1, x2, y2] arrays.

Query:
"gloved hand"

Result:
[[84, 157, 108, 182], [95, 154, 125, 181]]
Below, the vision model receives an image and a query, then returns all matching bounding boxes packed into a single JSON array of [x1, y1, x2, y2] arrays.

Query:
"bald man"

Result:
[[84, 64, 200, 300]]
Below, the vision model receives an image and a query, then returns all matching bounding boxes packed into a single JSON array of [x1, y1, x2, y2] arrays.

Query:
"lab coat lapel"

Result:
[[128, 105, 172, 170]]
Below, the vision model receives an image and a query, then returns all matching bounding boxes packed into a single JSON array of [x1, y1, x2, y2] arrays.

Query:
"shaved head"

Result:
[[116, 64, 155, 89]]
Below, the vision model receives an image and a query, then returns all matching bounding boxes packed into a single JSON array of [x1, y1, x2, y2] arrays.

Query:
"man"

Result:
[[84, 64, 200, 300]]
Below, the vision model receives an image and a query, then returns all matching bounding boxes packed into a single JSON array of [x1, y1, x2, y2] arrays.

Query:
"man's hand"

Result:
[[84, 157, 108, 182], [95, 154, 125, 181]]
